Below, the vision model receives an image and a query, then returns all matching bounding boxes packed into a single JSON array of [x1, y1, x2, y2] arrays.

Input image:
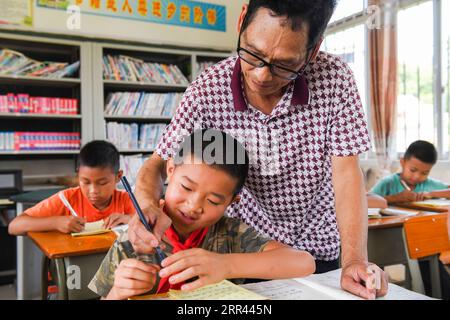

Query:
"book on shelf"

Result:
[[0, 93, 78, 114], [106, 122, 166, 151], [196, 61, 216, 75], [103, 54, 189, 85], [119, 154, 149, 189], [0, 49, 79, 78], [0, 131, 80, 151], [104, 92, 181, 117]]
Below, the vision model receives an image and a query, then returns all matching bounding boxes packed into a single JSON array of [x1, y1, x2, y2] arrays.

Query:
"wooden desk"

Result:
[[12, 188, 63, 300], [368, 209, 445, 298], [368, 209, 439, 229], [28, 231, 116, 259], [27, 231, 116, 300], [395, 202, 449, 213]]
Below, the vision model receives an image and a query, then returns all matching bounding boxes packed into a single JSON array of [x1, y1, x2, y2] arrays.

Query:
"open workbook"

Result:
[[71, 221, 128, 237], [130, 269, 432, 300], [410, 199, 450, 209], [368, 207, 420, 218], [71, 220, 110, 237]]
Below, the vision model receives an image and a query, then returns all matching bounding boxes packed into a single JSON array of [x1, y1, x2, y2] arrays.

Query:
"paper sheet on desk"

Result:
[[71, 220, 110, 237], [0, 199, 14, 205], [412, 199, 450, 208], [368, 208, 382, 218], [168, 280, 267, 300]]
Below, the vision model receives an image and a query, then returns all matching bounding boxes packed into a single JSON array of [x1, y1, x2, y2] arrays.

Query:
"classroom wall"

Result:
[[26, 0, 248, 51]]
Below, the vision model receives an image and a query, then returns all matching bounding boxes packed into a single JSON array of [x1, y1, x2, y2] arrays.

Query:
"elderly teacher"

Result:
[[128, 0, 388, 299]]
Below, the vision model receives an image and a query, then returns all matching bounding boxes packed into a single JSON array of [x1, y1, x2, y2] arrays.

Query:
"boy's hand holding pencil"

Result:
[[54, 215, 86, 233]]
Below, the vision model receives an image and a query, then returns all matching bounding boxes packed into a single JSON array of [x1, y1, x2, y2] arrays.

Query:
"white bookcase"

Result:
[[0, 30, 231, 185]]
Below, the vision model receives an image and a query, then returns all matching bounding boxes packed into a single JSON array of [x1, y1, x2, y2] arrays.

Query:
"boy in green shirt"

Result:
[[371, 140, 450, 204]]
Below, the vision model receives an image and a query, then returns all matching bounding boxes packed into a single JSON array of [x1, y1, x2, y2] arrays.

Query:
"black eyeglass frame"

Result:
[[236, 12, 317, 81]]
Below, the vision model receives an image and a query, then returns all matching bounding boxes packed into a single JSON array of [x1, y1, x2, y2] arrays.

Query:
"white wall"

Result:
[[3, 0, 248, 50]]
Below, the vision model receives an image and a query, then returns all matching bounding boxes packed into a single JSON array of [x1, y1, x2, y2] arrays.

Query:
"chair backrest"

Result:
[[403, 213, 450, 259]]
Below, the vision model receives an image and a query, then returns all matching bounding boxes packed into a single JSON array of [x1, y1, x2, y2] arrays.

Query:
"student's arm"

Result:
[[332, 155, 388, 299], [157, 241, 315, 291], [384, 191, 422, 204], [8, 213, 85, 235], [367, 193, 388, 208], [426, 188, 450, 199], [8, 193, 85, 235], [128, 153, 171, 253]]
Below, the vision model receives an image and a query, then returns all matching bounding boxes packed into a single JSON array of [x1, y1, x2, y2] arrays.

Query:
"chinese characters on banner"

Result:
[[37, 0, 226, 32]]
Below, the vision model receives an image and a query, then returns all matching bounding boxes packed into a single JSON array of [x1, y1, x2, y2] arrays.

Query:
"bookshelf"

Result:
[[192, 52, 231, 80], [0, 113, 82, 119], [0, 32, 92, 185], [0, 31, 231, 187], [93, 43, 192, 154], [0, 150, 80, 155]]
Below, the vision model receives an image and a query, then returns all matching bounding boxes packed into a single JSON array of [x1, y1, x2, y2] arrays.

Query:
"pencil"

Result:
[[400, 179, 411, 191], [120, 176, 167, 266]]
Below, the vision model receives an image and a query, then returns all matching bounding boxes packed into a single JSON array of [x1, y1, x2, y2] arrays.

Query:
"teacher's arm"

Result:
[[128, 153, 172, 254], [332, 155, 388, 299]]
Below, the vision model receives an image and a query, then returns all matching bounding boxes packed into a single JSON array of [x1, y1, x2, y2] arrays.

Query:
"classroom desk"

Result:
[[395, 202, 449, 213], [10, 188, 64, 300], [27, 231, 116, 300], [368, 208, 444, 298]]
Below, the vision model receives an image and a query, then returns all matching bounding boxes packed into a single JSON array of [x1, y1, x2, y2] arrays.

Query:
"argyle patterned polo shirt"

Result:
[[155, 52, 371, 261]]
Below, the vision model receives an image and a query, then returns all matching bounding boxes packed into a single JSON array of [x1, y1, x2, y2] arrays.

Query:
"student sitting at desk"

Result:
[[88, 129, 316, 300], [370, 140, 450, 204], [8, 140, 135, 235]]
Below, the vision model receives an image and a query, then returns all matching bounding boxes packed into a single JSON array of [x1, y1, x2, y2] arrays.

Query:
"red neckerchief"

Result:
[[156, 225, 209, 293]]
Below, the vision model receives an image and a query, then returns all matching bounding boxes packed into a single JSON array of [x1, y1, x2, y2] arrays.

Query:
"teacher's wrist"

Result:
[[342, 259, 368, 270]]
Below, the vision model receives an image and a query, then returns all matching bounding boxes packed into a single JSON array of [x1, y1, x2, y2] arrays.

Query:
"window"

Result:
[[396, 1, 434, 153], [443, 0, 450, 156], [322, 25, 367, 111], [329, 0, 364, 24]]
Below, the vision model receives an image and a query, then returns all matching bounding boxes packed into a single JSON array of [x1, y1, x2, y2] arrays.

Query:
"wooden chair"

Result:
[[402, 213, 450, 298]]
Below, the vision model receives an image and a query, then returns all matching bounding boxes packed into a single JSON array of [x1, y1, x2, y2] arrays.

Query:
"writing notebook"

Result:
[[412, 199, 450, 208], [168, 280, 268, 300], [242, 269, 433, 300], [71, 220, 110, 237], [130, 280, 268, 300], [130, 270, 433, 300]]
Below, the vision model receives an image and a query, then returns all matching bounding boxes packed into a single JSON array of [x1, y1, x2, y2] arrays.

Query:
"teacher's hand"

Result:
[[341, 261, 388, 300], [128, 199, 171, 254]]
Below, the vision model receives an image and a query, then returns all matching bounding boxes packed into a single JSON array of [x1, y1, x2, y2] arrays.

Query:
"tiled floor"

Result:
[[0, 284, 16, 300]]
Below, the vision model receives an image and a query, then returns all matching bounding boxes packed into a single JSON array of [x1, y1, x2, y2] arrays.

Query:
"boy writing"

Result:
[[88, 129, 316, 299], [371, 140, 450, 204], [9, 140, 135, 235]]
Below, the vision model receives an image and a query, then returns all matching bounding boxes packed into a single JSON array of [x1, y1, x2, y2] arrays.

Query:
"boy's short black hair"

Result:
[[77, 140, 120, 173], [174, 129, 249, 196], [241, 0, 337, 49], [404, 140, 438, 165]]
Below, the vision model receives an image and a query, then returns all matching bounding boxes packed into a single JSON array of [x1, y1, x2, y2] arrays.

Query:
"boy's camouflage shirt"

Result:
[[88, 216, 272, 297]]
